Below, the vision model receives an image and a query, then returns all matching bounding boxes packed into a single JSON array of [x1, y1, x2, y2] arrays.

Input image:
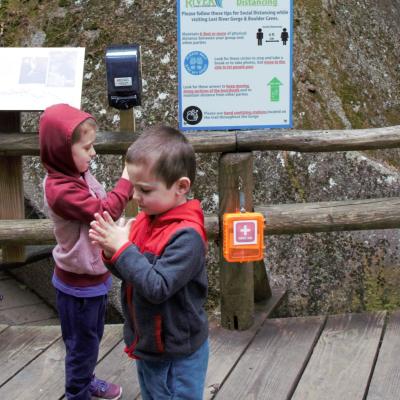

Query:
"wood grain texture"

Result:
[[0, 278, 43, 310], [258, 197, 400, 234], [0, 218, 219, 245], [0, 324, 122, 399], [366, 310, 400, 400], [0, 302, 57, 325], [237, 125, 400, 152], [0, 111, 25, 262], [0, 324, 8, 334], [3, 196, 400, 246], [291, 312, 385, 400], [2, 126, 400, 155], [206, 289, 285, 400], [0, 325, 61, 387], [214, 316, 325, 400], [0, 130, 237, 155]]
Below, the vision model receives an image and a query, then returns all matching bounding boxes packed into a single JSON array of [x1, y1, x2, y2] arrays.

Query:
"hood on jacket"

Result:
[[155, 199, 205, 229], [39, 103, 94, 177], [131, 199, 207, 245]]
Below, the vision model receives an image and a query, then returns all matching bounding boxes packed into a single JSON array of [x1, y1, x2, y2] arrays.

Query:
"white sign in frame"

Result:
[[0, 47, 85, 111], [177, 0, 293, 131]]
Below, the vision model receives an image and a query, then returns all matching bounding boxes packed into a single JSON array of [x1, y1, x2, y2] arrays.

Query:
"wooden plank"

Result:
[[0, 111, 25, 262], [214, 316, 325, 400], [366, 310, 400, 400], [29, 318, 60, 326], [0, 219, 55, 246], [236, 124, 400, 152], [205, 289, 285, 400], [291, 312, 385, 400], [0, 302, 57, 325], [254, 259, 272, 302], [0, 245, 54, 269], [3, 125, 400, 155], [94, 340, 141, 400], [205, 311, 269, 400], [0, 130, 237, 155], [0, 324, 122, 399], [0, 278, 42, 310], [5, 196, 400, 248], [258, 197, 400, 235], [0, 217, 219, 245], [0, 325, 61, 387]]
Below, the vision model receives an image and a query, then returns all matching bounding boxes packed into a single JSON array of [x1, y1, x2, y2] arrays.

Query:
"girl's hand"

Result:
[[122, 165, 130, 180], [89, 211, 135, 257]]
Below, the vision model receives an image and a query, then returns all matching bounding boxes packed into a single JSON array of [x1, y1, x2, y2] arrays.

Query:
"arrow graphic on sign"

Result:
[[268, 77, 283, 102]]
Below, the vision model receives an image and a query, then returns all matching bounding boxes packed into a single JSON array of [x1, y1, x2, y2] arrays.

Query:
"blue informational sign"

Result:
[[177, 0, 293, 131]]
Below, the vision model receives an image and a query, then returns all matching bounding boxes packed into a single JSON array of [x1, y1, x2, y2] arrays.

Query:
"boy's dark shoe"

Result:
[[90, 375, 122, 400]]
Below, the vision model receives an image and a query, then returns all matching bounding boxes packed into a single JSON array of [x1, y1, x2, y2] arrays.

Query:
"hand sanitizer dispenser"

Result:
[[105, 44, 142, 109]]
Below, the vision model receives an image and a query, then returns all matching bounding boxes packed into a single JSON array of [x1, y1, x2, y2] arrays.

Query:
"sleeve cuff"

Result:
[[101, 241, 132, 264]]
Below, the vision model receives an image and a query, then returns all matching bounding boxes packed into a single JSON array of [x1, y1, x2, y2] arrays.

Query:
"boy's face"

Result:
[[71, 122, 96, 173], [128, 163, 189, 216]]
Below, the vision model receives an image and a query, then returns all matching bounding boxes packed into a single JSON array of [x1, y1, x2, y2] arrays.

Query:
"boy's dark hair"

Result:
[[126, 125, 196, 188], [71, 118, 97, 144]]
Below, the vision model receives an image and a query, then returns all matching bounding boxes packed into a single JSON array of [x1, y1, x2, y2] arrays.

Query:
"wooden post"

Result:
[[219, 152, 255, 330], [0, 111, 25, 262], [254, 259, 272, 302], [120, 109, 136, 133], [120, 109, 137, 217]]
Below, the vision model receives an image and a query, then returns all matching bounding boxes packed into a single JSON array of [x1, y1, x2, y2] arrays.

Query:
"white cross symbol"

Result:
[[240, 225, 251, 236]]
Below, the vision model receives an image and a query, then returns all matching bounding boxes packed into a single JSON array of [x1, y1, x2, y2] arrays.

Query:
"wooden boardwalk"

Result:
[[1, 272, 400, 399]]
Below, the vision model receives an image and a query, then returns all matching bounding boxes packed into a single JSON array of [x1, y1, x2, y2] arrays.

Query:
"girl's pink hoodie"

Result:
[[39, 104, 133, 285]]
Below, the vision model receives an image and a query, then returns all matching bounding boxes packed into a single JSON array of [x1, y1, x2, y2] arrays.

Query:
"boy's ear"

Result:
[[176, 177, 191, 195]]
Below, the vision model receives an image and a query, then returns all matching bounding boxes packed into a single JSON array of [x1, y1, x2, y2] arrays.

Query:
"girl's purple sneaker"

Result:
[[90, 375, 122, 400]]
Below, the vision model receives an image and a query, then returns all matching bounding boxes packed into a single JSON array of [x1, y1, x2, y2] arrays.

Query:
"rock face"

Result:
[[2, 0, 400, 317]]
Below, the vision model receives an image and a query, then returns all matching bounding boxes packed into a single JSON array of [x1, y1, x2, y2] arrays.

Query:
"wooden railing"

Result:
[[1, 122, 400, 330], [1, 124, 400, 155]]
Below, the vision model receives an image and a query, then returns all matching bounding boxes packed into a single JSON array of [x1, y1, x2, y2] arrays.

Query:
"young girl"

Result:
[[39, 103, 133, 400]]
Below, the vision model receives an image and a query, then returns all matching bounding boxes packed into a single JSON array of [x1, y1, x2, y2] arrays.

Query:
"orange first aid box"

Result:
[[222, 212, 265, 263]]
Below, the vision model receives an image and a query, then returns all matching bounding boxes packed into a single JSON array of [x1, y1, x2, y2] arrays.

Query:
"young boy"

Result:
[[89, 126, 209, 399], [39, 103, 133, 400]]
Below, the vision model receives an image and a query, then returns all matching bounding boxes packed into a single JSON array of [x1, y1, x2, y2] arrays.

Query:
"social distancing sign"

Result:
[[177, 0, 293, 131]]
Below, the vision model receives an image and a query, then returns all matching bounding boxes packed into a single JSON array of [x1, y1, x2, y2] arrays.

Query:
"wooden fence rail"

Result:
[[2, 197, 400, 246], [1, 124, 400, 155]]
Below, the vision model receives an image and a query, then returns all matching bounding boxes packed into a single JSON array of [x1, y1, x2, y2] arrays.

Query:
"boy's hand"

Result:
[[89, 211, 135, 257]]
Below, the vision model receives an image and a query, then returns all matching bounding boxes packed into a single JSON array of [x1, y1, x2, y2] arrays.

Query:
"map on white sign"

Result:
[[0, 47, 85, 111], [177, 0, 293, 131]]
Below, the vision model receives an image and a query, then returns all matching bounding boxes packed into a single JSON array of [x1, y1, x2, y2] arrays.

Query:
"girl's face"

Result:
[[71, 123, 97, 173]]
